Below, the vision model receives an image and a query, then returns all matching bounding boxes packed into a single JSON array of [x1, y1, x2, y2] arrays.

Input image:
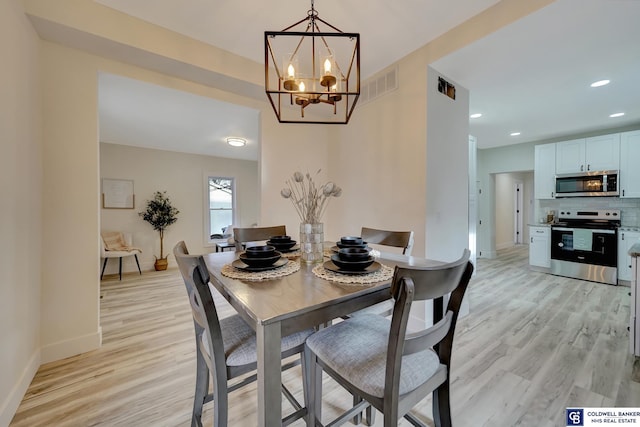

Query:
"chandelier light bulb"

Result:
[[324, 58, 332, 74], [298, 81, 306, 92], [287, 63, 295, 78]]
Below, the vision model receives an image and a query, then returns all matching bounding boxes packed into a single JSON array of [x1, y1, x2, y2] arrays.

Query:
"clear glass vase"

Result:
[[300, 223, 324, 263]]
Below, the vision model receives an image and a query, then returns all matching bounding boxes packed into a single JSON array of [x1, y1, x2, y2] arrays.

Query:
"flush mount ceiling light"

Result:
[[510, 132, 521, 136], [264, 0, 360, 124], [609, 112, 625, 118], [470, 113, 482, 119], [226, 137, 246, 147], [590, 79, 610, 87]]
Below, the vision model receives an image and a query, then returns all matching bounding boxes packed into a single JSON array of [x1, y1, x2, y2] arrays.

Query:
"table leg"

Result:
[[257, 322, 282, 427]]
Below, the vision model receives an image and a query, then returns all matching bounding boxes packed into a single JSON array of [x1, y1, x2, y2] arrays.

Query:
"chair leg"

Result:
[[212, 373, 229, 427], [118, 257, 123, 280], [305, 347, 323, 426], [134, 254, 142, 275], [100, 258, 108, 280], [301, 351, 309, 414], [365, 405, 376, 426], [192, 351, 209, 427], [432, 383, 452, 427], [352, 395, 363, 425]]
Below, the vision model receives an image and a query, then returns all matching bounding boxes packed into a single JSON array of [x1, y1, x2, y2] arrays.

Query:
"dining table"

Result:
[[202, 243, 445, 426]]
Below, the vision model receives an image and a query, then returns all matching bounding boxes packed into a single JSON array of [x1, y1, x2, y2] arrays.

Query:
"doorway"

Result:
[[494, 171, 533, 250]]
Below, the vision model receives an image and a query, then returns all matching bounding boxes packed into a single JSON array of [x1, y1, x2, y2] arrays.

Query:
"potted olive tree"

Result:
[[139, 191, 179, 271]]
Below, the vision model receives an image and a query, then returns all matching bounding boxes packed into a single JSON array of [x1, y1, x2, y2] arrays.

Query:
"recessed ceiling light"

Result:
[[510, 132, 521, 136], [609, 112, 625, 118], [590, 79, 610, 88], [470, 113, 482, 119], [226, 137, 246, 147]]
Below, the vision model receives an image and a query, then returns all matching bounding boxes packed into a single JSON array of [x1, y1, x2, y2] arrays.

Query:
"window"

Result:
[[207, 176, 235, 243]]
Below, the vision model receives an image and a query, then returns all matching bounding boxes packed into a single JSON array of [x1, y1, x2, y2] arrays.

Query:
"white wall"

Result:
[[426, 67, 470, 262], [0, 2, 43, 425], [100, 143, 259, 273]]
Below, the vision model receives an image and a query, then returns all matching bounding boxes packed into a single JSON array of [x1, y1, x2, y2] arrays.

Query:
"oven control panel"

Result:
[[557, 209, 620, 221]]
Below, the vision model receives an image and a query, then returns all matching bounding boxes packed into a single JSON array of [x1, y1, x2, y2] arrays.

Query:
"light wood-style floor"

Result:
[[10, 246, 640, 426]]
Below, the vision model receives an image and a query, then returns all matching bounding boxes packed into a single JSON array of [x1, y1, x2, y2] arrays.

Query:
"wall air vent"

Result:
[[438, 76, 456, 100], [359, 66, 399, 105]]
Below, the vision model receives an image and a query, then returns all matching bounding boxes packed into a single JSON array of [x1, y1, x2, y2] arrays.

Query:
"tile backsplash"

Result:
[[538, 197, 640, 227]]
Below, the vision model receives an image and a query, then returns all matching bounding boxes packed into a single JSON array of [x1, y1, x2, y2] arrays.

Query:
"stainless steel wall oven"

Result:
[[550, 209, 620, 285]]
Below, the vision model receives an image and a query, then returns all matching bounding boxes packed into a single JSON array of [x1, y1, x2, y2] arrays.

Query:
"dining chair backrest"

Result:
[[360, 227, 414, 255], [385, 249, 473, 422], [305, 249, 474, 426], [233, 225, 287, 251], [173, 241, 311, 426], [173, 242, 235, 419], [173, 242, 220, 368]]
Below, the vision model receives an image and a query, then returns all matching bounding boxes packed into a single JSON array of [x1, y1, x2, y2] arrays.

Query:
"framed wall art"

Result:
[[102, 178, 135, 209]]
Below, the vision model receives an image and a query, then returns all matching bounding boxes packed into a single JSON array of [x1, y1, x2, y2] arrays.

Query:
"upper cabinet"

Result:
[[555, 134, 620, 174], [620, 130, 640, 198], [534, 143, 556, 199], [555, 139, 585, 174]]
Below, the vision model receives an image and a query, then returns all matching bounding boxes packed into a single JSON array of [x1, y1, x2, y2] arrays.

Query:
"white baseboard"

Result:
[[496, 242, 515, 251], [478, 250, 497, 259], [40, 330, 101, 364], [0, 349, 40, 427]]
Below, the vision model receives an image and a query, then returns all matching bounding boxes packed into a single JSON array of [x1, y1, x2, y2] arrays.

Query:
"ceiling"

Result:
[[92, 0, 640, 157]]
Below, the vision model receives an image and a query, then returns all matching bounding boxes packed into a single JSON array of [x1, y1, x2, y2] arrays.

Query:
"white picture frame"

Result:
[[102, 178, 135, 209]]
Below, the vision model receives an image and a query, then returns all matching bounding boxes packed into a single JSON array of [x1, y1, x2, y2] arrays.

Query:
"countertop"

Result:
[[629, 243, 640, 257]]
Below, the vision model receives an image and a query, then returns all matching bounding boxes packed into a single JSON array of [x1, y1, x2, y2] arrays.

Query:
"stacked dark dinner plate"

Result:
[[266, 235, 298, 252], [234, 245, 288, 271], [327, 237, 377, 272]]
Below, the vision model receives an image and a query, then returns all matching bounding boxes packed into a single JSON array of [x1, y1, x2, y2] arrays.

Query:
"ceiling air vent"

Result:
[[359, 66, 398, 105]]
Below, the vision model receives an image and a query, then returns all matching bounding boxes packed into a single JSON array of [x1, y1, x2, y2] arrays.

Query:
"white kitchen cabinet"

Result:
[[534, 143, 556, 199], [618, 229, 640, 281], [555, 138, 585, 174], [555, 134, 620, 174], [529, 226, 550, 268], [620, 130, 640, 198]]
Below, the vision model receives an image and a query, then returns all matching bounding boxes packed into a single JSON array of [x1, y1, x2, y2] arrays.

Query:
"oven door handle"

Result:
[[551, 226, 616, 234]]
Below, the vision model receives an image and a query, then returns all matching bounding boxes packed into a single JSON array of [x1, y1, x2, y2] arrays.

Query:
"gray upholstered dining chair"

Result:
[[344, 227, 416, 322], [361, 226, 414, 256], [232, 225, 287, 251], [173, 241, 312, 427], [305, 249, 473, 427]]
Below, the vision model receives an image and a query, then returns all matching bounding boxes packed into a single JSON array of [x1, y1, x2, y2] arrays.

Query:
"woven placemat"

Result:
[[281, 250, 301, 259], [312, 263, 394, 286], [221, 260, 300, 281]]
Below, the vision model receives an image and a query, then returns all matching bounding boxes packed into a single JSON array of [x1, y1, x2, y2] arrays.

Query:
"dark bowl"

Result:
[[336, 241, 368, 249], [330, 254, 374, 271], [267, 240, 297, 251], [338, 247, 371, 261], [244, 245, 276, 258], [269, 235, 292, 243], [239, 252, 281, 267], [340, 236, 363, 245]]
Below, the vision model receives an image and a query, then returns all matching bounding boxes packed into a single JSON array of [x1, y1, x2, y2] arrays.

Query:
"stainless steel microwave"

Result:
[[555, 170, 619, 197]]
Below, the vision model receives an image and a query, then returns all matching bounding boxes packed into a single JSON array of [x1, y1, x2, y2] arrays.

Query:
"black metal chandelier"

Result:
[[264, 0, 360, 124]]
